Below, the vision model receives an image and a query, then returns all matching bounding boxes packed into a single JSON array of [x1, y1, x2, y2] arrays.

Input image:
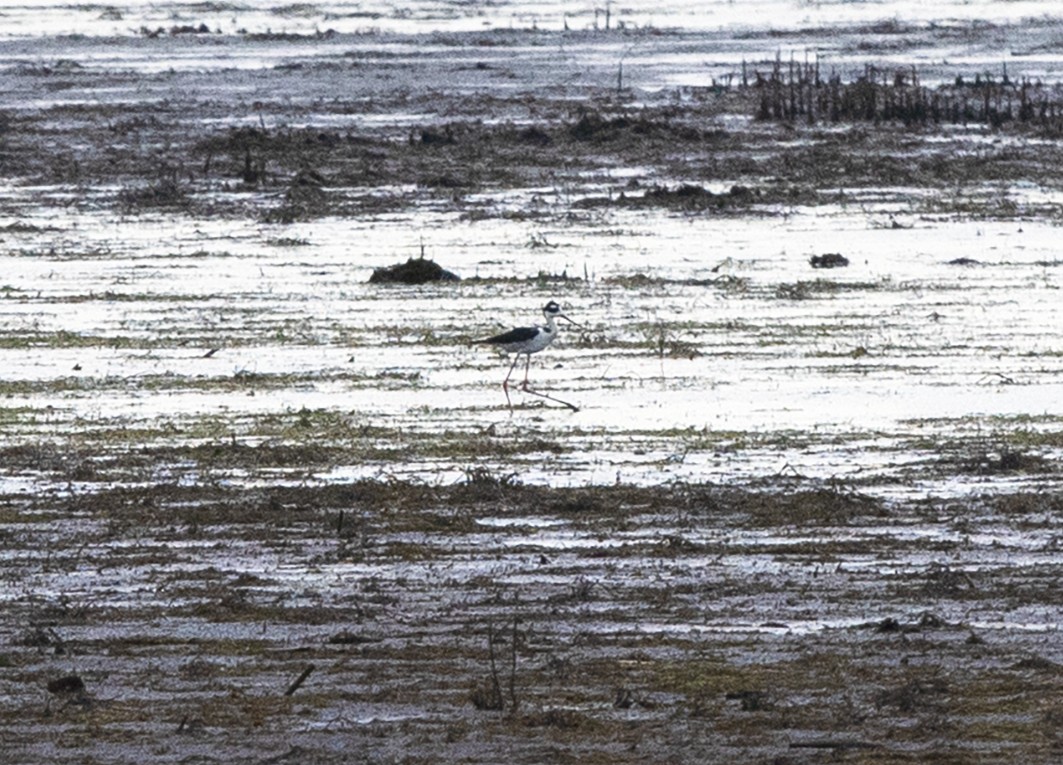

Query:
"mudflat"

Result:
[[2, 14, 1063, 764]]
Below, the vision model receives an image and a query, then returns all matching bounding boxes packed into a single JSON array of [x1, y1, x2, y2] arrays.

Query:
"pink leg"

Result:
[[501, 354, 521, 409], [521, 385, 579, 412], [520, 355, 532, 390], [518, 356, 578, 411]]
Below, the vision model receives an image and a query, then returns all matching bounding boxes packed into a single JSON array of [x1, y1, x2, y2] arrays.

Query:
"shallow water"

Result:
[[2, 0, 1058, 38], [2, 195, 1062, 495]]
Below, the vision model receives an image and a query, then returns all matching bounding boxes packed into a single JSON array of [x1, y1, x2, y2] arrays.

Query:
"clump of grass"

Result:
[[736, 486, 885, 527], [462, 466, 520, 488], [265, 236, 310, 247], [635, 321, 701, 359], [773, 278, 882, 300], [930, 438, 1054, 476], [965, 447, 1047, 474], [117, 168, 192, 210], [470, 619, 521, 714]]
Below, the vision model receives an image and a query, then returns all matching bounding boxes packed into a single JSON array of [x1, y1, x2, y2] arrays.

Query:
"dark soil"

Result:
[[3, 472, 1062, 764], [2, 28, 1062, 224], [369, 257, 461, 284]]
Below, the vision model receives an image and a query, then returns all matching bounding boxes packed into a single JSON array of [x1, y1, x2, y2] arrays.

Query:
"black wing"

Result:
[[480, 326, 539, 345]]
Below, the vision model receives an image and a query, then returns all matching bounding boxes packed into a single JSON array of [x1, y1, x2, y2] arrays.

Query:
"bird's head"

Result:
[[543, 301, 582, 328]]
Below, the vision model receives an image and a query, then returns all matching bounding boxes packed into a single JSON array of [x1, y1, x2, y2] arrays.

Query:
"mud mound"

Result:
[[368, 257, 460, 284], [810, 253, 849, 268]]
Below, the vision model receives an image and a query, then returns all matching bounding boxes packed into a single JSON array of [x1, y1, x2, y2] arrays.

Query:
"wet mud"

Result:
[[2, 13, 1063, 765], [3, 471, 1063, 763]]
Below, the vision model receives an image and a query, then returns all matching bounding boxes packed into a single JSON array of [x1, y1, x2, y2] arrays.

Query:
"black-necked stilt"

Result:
[[478, 300, 581, 411]]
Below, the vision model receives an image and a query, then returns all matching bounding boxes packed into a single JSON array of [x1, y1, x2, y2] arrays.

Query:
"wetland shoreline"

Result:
[[2, 11, 1063, 763]]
